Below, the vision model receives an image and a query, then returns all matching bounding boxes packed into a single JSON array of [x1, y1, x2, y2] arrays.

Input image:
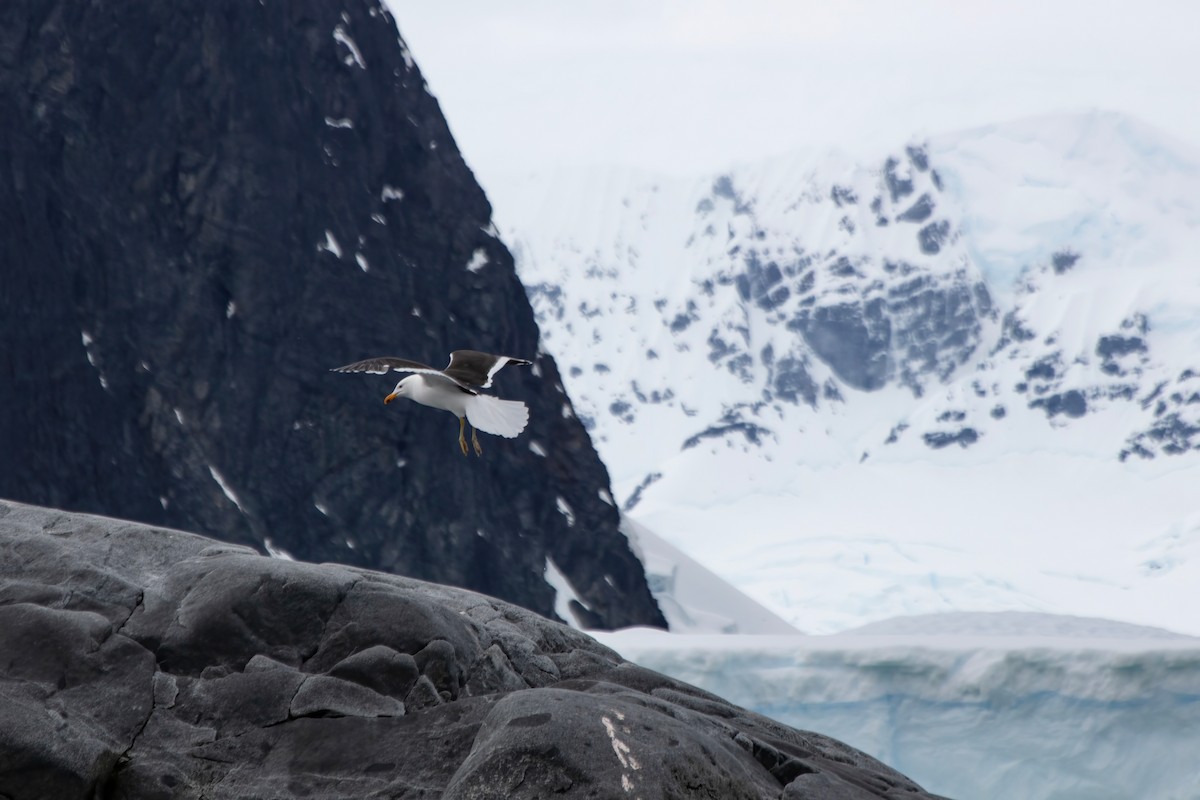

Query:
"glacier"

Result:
[[594, 617, 1200, 800], [495, 110, 1200, 637], [559, 519, 1200, 799]]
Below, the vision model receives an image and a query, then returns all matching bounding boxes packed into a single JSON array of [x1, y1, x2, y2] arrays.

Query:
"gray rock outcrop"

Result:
[[0, 500, 947, 799]]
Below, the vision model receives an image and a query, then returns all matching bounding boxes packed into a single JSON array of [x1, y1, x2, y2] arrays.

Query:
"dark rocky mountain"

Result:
[[0, 0, 663, 628], [0, 500, 947, 799]]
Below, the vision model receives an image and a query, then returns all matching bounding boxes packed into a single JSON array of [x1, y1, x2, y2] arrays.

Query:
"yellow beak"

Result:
[[384, 393, 398, 404]]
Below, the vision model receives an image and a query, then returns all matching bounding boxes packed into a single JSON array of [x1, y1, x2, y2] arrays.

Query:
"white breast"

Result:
[[407, 375, 470, 418]]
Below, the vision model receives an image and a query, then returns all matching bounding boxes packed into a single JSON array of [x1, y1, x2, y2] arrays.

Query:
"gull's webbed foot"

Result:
[[458, 418, 468, 456], [472, 428, 483, 457]]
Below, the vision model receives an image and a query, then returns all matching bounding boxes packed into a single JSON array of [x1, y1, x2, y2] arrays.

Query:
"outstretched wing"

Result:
[[332, 356, 436, 375], [443, 350, 533, 389], [331, 356, 476, 393]]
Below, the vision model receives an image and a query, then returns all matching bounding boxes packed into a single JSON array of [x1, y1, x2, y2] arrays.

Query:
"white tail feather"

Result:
[[465, 395, 529, 438]]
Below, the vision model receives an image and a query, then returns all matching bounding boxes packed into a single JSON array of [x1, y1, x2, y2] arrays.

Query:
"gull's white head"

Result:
[[383, 374, 420, 404]]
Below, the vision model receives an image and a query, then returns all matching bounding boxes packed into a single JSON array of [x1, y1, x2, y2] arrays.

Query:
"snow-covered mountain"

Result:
[[494, 111, 1200, 636]]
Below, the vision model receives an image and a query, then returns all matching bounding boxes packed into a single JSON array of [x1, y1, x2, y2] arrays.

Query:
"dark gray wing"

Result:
[[331, 356, 476, 392], [443, 350, 532, 389]]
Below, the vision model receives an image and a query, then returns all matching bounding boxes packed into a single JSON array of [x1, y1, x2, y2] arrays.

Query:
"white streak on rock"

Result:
[[318, 230, 343, 258], [80, 330, 109, 388], [264, 538, 295, 561], [332, 26, 366, 69], [601, 713, 642, 795], [544, 557, 590, 628], [556, 496, 575, 527], [208, 466, 245, 512], [466, 248, 488, 273]]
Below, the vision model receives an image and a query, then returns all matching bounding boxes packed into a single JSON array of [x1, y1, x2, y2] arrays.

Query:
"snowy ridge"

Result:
[[622, 517, 799, 634], [496, 111, 1200, 636]]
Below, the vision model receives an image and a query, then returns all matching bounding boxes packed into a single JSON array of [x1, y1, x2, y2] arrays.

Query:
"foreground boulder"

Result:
[[0, 501, 947, 799]]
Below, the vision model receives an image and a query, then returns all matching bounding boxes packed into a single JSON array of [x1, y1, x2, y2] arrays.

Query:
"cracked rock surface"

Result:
[[0, 500, 948, 799]]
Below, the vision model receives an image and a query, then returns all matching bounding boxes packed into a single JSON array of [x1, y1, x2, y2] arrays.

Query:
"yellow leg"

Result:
[[458, 417, 468, 456], [472, 427, 483, 457]]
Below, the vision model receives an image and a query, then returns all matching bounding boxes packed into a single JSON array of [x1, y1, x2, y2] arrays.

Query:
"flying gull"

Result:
[[333, 350, 531, 455]]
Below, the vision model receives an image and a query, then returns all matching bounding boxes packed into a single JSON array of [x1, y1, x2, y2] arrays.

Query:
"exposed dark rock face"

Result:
[[1097, 334, 1148, 375], [793, 301, 893, 391], [896, 193, 935, 224], [883, 157, 914, 202], [1124, 412, 1200, 458], [917, 220, 951, 255], [1051, 250, 1080, 274], [922, 428, 980, 449], [0, 501, 948, 800], [733, 146, 994, 400], [1030, 390, 1088, 419], [0, 1, 663, 628]]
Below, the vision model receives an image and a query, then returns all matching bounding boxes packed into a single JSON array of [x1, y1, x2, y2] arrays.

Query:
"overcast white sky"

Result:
[[392, 1, 1199, 192]]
